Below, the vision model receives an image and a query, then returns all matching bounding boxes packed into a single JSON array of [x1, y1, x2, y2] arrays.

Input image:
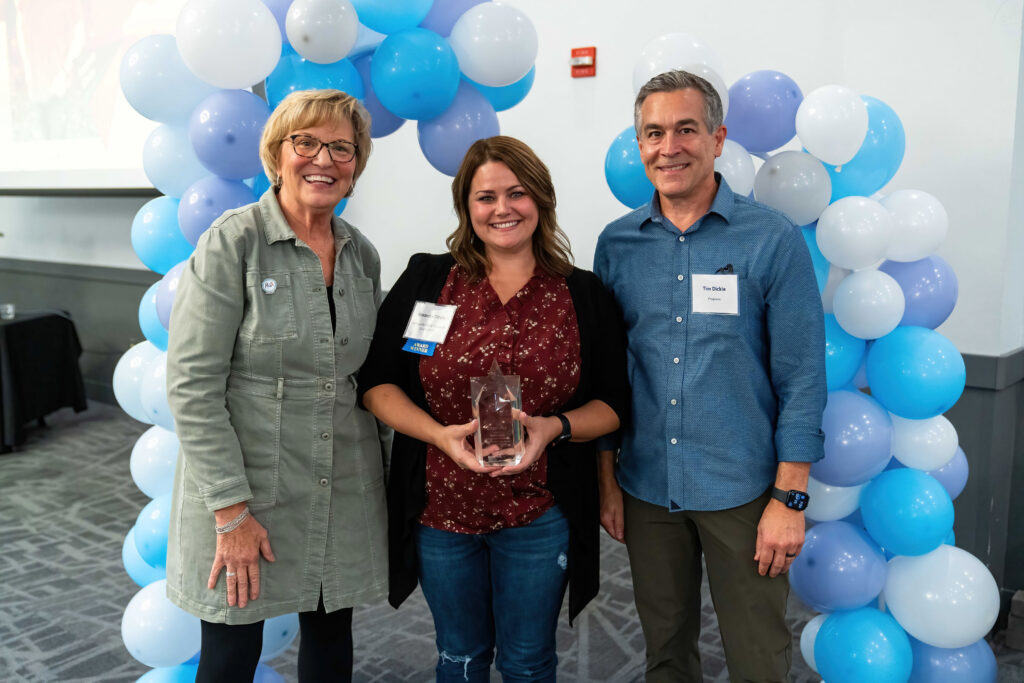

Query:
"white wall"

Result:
[[2, 0, 1022, 356]]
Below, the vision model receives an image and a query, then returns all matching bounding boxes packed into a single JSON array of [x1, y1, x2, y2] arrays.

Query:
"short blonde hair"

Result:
[[259, 89, 372, 197]]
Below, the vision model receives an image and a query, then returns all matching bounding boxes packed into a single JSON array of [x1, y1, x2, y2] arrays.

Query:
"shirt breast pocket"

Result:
[[692, 275, 746, 338], [240, 271, 299, 342]]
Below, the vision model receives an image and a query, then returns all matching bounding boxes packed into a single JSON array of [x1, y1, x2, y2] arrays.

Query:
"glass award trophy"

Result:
[[470, 360, 525, 467]]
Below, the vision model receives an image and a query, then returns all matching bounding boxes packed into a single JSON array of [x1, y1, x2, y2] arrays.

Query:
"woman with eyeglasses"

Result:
[[165, 89, 387, 682]]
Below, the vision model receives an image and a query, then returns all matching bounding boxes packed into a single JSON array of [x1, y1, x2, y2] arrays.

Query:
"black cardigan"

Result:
[[357, 253, 629, 624]]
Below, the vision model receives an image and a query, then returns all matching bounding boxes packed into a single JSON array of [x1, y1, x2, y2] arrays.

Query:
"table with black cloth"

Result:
[[0, 311, 87, 452]]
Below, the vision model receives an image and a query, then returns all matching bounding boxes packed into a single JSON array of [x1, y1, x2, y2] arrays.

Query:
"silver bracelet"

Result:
[[215, 507, 250, 534]]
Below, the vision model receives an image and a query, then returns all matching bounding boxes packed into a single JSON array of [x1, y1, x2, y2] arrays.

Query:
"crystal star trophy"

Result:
[[470, 360, 525, 467]]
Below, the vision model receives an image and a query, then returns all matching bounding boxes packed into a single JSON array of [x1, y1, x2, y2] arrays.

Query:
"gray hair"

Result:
[[633, 70, 724, 137]]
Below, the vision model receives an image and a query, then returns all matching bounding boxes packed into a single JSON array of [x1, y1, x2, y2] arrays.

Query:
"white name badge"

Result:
[[691, 274, 739, 315], [402, 301, 458, 344]]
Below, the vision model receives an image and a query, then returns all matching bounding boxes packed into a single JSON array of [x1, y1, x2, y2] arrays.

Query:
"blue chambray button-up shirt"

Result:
[[594, 176, 826, 512]]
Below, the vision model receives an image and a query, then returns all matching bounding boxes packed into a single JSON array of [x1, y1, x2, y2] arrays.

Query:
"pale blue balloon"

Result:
[[120, 34, 218, 125], [824, 314, 866, 391], [123, 527, 167, 588], [139, 283, 169, 351], [866, 326, 966, 419], [130, 425, 180, 499], [466, 66, 535, 112], [131, 197, 193, 276], [143, 125, 210, 199], [254, 663, 286, 683], [113, 342, 162, 424], [189, 90, 271, 180], [826, 96, 905, 202], [370, 28, 460, 120], [605, 126, 654, 209], [815, 608, 912, 683], [417, 81, 499, 176], [861, 469, 954, 557], [134, 493, 173, 569], [351, 0, 433, 34], [260, 613, 300, 661], [264, 45, 365, 109]]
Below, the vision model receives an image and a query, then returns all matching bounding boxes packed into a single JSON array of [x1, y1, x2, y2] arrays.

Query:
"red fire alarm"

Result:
[[571, 47, 596, 78]]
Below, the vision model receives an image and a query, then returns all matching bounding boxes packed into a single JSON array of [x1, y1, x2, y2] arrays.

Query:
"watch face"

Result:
[[787, 491, 809, 511]]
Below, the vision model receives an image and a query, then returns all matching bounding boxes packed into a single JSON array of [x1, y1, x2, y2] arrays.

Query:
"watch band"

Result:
[[552, 413, 572, 445], [771, 486, 809, 510]]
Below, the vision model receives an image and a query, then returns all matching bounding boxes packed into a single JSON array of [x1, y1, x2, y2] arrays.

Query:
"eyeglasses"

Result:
[[285, 134, 357, 163]]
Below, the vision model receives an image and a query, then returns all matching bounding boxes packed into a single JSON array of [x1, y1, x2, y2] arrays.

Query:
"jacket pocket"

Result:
[[226, 386, 283, 508], [240, 271, 298, 342], [351, 276, 377, 340]]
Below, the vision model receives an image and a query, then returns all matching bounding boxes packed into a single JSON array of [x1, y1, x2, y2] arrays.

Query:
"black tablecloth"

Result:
[[0, 311, 87, 451]]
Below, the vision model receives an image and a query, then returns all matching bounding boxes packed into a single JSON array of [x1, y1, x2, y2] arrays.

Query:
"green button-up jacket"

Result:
[[165, 190, 388, 624]]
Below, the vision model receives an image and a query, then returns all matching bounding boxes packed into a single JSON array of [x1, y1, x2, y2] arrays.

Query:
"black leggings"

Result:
[[196, 594, 353, 683]]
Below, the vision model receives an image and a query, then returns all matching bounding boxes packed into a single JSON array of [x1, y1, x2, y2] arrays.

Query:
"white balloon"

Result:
[[286, 0, 358, 64], [816, 196, 894, 271], [632, 32, 724, 94], [805, 476, 865, 522], [113, 342, 162, 424], [799, 613, 829, 673], [449, 4, 537, 87], [885, 545, 1000, 649], [675, 62, 729, 118], [715, 139, 755, 196], [820, 264, 851, 314], [796, 85, 868, 166], [882, 190, 949, 261], [130, 426, 181, 499], [752, 151, 831, 226], [177, 0, 282, 89], [832, 270, 905, 339], [890, 414, 958, 471], [140, 352, 175, 432], [121, 579, 201, 668]]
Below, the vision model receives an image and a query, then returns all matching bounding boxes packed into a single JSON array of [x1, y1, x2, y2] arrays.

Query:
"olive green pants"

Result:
[[623, 490, 791, 683]]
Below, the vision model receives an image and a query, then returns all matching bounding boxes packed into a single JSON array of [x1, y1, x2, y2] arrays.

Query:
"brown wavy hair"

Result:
[[447, 136, 573, 280]]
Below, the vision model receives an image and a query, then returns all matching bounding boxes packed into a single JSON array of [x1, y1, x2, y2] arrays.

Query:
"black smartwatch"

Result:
[[551, 414, 572, 446], [771, 487, 809, 511]]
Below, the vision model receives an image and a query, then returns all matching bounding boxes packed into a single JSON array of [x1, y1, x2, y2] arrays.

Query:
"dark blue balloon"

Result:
[[790, 521, 887, 612], [467, 66, 535, 112], [824, 314, 866, 391], [370, 28, 460, 120], [908, 636, 996, 683], [139, 283, 169, 351], [879, 255, 958, 329], [264, 45, 365, 109], [189, 90, 271, 180], [724, 70, 803, 154], [826, 96, 905, 202], [178, 177, 257, 246], [353, 53, 405, 138], [866, 326, 966, 419], [815, 608, 912, 683], [605, 126, 654, 209], [861, 469, 954, 556]]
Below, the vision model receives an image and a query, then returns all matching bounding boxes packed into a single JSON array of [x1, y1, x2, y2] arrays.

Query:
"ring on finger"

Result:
[[785, 553, 797, 558], [226, 571, 237, 577]]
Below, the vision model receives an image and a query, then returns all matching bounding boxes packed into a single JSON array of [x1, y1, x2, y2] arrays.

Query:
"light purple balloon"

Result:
[[353, 54, 405, 138], [156, 261, 187, 330], [812, 389, 893, 486], [189, 89, 271, 180], [879, 255, 959, 329], [419, 0, 487, 36], [724, 70, 803, 154], [790, 520, 888, 613], [259, 0, 291, 43], [417, 80, 499, 176], [178, 176, 257, 246], [927, 446, 968, 501]]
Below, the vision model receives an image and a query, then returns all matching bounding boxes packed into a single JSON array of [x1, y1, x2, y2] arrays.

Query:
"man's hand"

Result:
[[754, 498, 804, 577], [599, 476, 625, 543]]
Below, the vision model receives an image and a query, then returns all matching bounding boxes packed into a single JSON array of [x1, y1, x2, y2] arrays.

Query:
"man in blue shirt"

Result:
[[594, 70, 826, 681]]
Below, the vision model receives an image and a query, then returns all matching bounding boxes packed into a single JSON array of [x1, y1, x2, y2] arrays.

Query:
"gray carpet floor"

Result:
[[1, 402, 1022, 682]]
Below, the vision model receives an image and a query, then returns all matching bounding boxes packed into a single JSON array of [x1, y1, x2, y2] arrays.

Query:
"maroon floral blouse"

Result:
[[419, 264, 581, 534]]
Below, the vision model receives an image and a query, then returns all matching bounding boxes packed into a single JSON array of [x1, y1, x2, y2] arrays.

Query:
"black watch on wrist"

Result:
[[771, 487, 809, 511], [551, 414, 572, 446]]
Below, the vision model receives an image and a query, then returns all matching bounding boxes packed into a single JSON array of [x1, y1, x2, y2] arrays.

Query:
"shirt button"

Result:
[[314, 286, 323, 292], [340, 336, 349, 345], [671, 399, 678, 405], [320, 432, 330, 440], [676, 316, 683, 323], [673, 357, 680, 364], [324, 382, 334, 391], [337, 287, 345, 297], [319, 477, 329, 487], [678, 235, 686, 242], [677, 274, 684, 281], [671, 438, 678, 445]]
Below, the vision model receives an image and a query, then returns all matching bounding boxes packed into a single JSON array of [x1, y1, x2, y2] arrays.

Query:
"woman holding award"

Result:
[[358, 136, 627, 682]]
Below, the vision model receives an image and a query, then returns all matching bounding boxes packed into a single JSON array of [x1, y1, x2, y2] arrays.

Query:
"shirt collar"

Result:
[[258, 188, 353, 248], [641, 172, 735, 233]]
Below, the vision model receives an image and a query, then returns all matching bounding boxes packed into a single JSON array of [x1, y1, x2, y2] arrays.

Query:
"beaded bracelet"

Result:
[[215, 506, 250, 534]]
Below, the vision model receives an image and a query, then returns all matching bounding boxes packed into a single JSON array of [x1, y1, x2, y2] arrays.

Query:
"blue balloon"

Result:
[[131, 197, 193, 276], [139, 283, 169, 351], [812, 390, 892, 487], [254, 663, 286, 683], [250, 172, 273, 198], [134, 494, 173, 569], [370, 28, 460, 120], [724, 70, 803, 154], [928, 446, 968, 501], [264, 45, 365, 110], [123, 527, 167, 588], [826, 96, 905, 202], [333, 198, 348, 217], [866, 326, 966, 419], [189, 90, 270, 180], [824, 314, 866, 391], [467, 66, 535, 112], [258, 0, 290, 44], [605, 126, 654, 209], [908, 636, 996, 683], [178, 177, 257, 246], [879, 256, 958, 330], [418, 81, 500, 176], [137, 663, 200, 683], [143, 125, 210, 199], [801, 225, 829, 294], [861, 469, 954, 556], [352, 53, 405, 138], [120, 34, 219, 125], [419, 0, 486, 36], [815, 608, 912, 683], [260, 613, 300, 661], [156, 262, 187, 330], [790, 521, 887, 612], [351, 0, 433, 34]]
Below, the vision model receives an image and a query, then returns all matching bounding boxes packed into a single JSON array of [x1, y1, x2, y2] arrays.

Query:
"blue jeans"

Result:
[[416, 505, 571, 682]]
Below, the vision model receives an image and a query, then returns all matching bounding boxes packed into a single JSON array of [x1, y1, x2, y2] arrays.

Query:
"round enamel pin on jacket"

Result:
[[261, 278, 278, 294]]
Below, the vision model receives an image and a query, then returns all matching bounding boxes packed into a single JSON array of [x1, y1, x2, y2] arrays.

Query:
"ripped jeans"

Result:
[[415, 505, 570, 683]]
